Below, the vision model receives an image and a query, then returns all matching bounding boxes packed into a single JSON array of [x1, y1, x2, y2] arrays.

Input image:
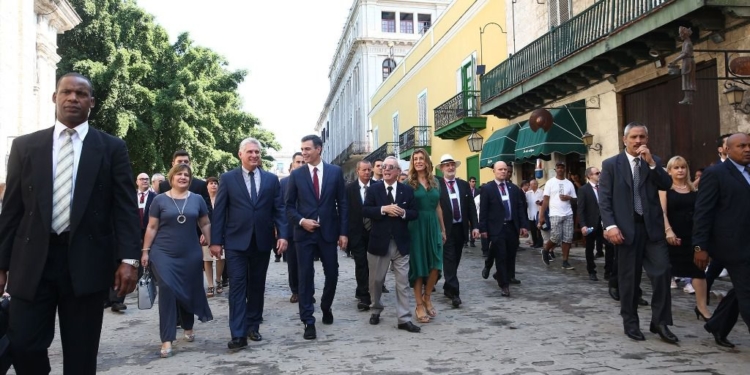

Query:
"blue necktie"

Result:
[[499, 182, 511, 221], [249, 171, 258, 202]]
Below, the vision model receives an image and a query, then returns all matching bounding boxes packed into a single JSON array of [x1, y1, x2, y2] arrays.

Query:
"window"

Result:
[[400, 13, 414, 34], [549, 0, 572, 28], [392, 113, 400, 155], [417, 92, 429, 146], [418, 14, 431, 34], [382, 12, 396, 33], [382, 58, 396, 80]]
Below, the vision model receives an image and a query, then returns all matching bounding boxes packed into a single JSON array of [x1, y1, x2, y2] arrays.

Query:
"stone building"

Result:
[[0, 0, 81, 183]]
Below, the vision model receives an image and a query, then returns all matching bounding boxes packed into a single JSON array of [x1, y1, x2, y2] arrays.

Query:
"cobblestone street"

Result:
[[28, 245, 750, 374]]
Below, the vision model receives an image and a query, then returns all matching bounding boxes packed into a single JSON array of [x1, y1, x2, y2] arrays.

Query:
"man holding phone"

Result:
[[538, 162, 577, 270]]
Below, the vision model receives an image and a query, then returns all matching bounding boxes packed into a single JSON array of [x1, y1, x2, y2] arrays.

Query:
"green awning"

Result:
[[514, 101, 587, 161], [480, 123, 522, 168]]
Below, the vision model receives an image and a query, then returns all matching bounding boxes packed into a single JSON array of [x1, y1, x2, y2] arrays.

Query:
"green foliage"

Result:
[[57, 0, 279, 178]]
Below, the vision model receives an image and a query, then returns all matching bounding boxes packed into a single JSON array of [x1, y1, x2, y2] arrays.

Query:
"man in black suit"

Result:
[[576, 167, 613, 282], [362, 157, 420, 332], [694, 133, 750, 348], [0, 73, 140, 374], [159, 150, 209, 200], [437, 154, 479, 308], [467, 176, 479, 248], [280, 152, 305, 303], [599, 122, 676, 344], [346, 160, 375, 311]]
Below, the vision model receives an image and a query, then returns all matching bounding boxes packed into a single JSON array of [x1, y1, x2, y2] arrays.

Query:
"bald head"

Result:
[[726, 133, 750, 165], [493, 161, 508, 181], [136, 172, 150, 191]]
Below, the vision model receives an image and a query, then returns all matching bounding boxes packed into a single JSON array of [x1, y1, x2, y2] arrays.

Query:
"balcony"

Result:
[[479, 0, 722, 118], [433, 90, 487, 140], [398, 126, 431, 160], [331, 141, 370, 166], [364, 142, 398, 164]]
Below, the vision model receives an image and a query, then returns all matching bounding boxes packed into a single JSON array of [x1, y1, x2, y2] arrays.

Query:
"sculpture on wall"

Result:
[[669, 26, 696, 105]]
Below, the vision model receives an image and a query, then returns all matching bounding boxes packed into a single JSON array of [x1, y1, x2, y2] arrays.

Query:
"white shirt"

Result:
[[625, 152, 657, 175], [495, 179, 511, 218], [543, 177, 577, 217], [358, 179, 370, 203], [52, 120, 89, 200], [526, 188, 544, 221], [307, 162, 323, 193], [136, 189, 149, 210], [444, 178, 462, 223], [589, 181, 599, 202], [241, 166, 261, 199], [380, 181, 405, 218]]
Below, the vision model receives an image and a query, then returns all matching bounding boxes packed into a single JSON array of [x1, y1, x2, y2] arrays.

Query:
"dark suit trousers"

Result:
[[484, 223, 518, 284], [705, 288, 740, 339], [443, 223, 466, 296], [617, 221, 672, 330], [585, 225, 613, 275], [707, 259, 750, 337], [705, 259, 725, 295], [297, 233, 339, 324], [529, 220, 542, 247], [286, 239, 299, 294], [7, 238, 106, 375], [350, 233, 370, 303], [225, 235, 271, 338]]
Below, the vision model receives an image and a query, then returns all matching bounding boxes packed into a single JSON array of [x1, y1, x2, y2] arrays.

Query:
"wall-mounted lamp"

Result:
[[606, 75, 617, 84], [478, 22, 507, 76], [723, 82, 750, 114], [581, 132, 602, 156], [709, 32, 725, 44], [467, 130, 484, 152]]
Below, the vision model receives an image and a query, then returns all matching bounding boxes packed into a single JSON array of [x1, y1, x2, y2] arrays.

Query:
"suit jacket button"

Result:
[[25, 238, 30, 242]]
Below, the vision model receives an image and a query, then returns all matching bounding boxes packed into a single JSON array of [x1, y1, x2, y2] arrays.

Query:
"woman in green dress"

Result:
[[407, 149, 446, 323]]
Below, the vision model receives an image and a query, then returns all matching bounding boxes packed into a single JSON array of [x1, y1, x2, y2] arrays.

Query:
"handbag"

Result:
[[137, 267, 157, 310]]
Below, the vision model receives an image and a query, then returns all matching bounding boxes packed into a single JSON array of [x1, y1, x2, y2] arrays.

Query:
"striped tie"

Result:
[[52, 129, 76, 234]]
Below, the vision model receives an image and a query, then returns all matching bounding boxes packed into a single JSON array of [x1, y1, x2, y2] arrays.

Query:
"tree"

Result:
[[57, 0, 279, 178]]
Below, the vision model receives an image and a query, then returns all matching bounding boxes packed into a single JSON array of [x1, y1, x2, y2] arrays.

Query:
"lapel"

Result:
[[69, 129, 103, 235], [233, 168, 253, 205], [319, 162, 329, 199], [618, 153, 633, 190], [724, 161, 750, 193], [302, 165, 315, 201], [637, 157, 649, 188], [31, 127, 55, 231], [257, 170, 273, 205]]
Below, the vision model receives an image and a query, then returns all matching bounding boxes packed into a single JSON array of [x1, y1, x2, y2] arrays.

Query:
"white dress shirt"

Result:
[[444, 178, 462, 223], [242, 166, 262, 199], [358, 179, 370, 203], [526, 188, 544, 221], [52, 120, 89, 201]]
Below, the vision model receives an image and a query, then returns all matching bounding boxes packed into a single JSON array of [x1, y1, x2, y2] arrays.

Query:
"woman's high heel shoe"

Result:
[[415, 304, 431, 323], [423, 296, 437, 318], [695, 306, 710, 322]]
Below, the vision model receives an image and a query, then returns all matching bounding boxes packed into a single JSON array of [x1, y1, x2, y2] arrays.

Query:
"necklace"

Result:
[[673, 184, 688, 189], [168, 191, 190, 224]]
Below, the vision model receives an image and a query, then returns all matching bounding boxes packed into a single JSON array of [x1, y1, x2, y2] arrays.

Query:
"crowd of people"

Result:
[[0, 73, 749, 374]]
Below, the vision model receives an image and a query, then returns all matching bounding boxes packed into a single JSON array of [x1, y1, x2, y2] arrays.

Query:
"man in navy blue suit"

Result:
[[280, 152, 305, 303], [286, 134, 348, 340], [210, 138, 288, 350]]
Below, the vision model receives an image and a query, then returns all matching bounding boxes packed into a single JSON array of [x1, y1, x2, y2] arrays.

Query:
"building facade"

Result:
[[317, 0, 450, 181], [0, 0, 81, 183], [368, 0, 509, 184]]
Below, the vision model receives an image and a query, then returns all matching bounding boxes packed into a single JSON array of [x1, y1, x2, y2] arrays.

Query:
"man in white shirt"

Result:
[[525, 179, 544, 248], [538, 162, 577, 270], [372, 159, 384, 181]]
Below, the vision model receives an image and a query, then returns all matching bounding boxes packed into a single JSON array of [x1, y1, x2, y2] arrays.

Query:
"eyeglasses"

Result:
[[593, 172, 601, 175], [382, 165, 399, 171], [138, 178, 149, 180]]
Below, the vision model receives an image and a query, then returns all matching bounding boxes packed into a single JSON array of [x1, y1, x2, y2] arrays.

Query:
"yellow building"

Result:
[[367, 0, 509, 184]]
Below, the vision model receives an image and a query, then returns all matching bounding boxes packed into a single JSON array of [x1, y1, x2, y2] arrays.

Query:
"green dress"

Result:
[[408, 181, 443, 286]]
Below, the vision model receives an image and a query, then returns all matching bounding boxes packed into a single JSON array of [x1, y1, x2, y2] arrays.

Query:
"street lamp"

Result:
[[581, 132, 602, 156], [723, 83, 750, 114], [467, 130, 484, 152]]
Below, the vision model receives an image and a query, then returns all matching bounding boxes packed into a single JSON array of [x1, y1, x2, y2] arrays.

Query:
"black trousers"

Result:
[[705, 259, 725, 293], [485, 223, 517, 287], [7, 236, 106, 375], [286, 239, 299, 294], [350, 234, 370, 303], [616, 221, 672, 330], [585, 225, 613, 275], [706, 259, 750, 337], [529, 220, 543, 247], [443, 223, 466, 296]]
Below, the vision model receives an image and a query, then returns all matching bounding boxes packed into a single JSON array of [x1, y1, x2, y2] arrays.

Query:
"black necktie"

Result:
[[387, 186, 395, 204], [633, 159, 643, 215], [249, 171, 258, 202]]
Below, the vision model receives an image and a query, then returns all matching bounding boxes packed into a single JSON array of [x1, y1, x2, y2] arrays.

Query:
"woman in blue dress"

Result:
[[141, 164, 213, 358], [407, 149, 446, 323]]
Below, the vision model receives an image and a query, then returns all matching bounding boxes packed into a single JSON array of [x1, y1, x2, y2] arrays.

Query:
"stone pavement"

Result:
[[26, 245, 750, 374]]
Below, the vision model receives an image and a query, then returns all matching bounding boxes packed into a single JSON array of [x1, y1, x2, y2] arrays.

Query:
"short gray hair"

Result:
[[384, 156, 400, 169], [239, 137, 262, 152], [151, 173, 165, 182], [623, 122, 648, 137]]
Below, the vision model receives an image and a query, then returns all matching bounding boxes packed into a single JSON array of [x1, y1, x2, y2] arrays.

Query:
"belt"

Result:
[[49, 232, 70, 245]]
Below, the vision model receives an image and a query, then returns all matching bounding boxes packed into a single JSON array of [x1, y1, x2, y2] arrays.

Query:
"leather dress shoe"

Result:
[[649, 323, 678, 344], [397, 321, 421, 333], [609, 287, 620, 301], [303, 324, 316, 339], [501, 287, 510, 297], [111, 302, 127, 312], [369, 314, 380, 325], [481, 266, 490, 279], [248, 330, 262, 342], [322, 308, 334, 325], [625, 328, 646, 341], [704, 324, 735, 348], [588, 273, 598, 282], [451, 295, 462, 308], [227, 337, 248, 349], [290, 294, 298, 303], [509, 278, 521, 284], [357, 301, 371, 311], [638, 297, 649, 306]]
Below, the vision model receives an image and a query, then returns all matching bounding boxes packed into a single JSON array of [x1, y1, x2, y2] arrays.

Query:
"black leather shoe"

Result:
[[649, 323, 678, 344], [322, 309, 334, 325], [248, 330, 262, 342], [509, 278, 521, 284], [704, 324, 735, 348], [451, 295, 462, 308], [357, 301, 370, 311], [369, 314, 380, 325], [397, 321, 421, 333], [638, 297, 649, 306], [589, 274, 598, 282], [625, 328, 645, 341], [609, 287, 620, 301], [501, 287, 510, 297], [303, 324, 316, 340], [111, 302, 127, 312], [481, 266, 490, 279], [227, 337, 248, 349]]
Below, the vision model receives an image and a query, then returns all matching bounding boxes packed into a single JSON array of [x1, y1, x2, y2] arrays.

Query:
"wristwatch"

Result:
[[694, 246, 704, 253], [122, 259, 140, 268]]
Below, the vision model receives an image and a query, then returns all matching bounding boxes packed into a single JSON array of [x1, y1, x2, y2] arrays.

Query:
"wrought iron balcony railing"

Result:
[[331, 141, 371, 166], [434, 90, 481, 131], [364, 142, 398, 164], [399, 126, 431, 151], [481, 0, 672, 102]]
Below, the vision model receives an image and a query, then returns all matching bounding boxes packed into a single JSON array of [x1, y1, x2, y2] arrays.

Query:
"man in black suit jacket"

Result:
[[437, 155, 478, 307], [576, 167, 613, 282], [280, 152, 305, 303], [0, 73, 140, 374], [694, 133, 750, 348], [346, 160, 375, 311], [362, 157, 420, 332], [480, 161, 528, 296], [159, 150, 210, 200], [599, 122, 675, 344]]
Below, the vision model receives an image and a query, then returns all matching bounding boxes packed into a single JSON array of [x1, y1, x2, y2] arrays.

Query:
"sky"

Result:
[[137, 0, 354, 153]]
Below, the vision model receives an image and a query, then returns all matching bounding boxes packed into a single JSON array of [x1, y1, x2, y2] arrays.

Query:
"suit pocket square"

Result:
[[401, 201, 407, 204]]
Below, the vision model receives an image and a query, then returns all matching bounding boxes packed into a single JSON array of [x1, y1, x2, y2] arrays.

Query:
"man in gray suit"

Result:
[[599, 122, 676, 344]]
